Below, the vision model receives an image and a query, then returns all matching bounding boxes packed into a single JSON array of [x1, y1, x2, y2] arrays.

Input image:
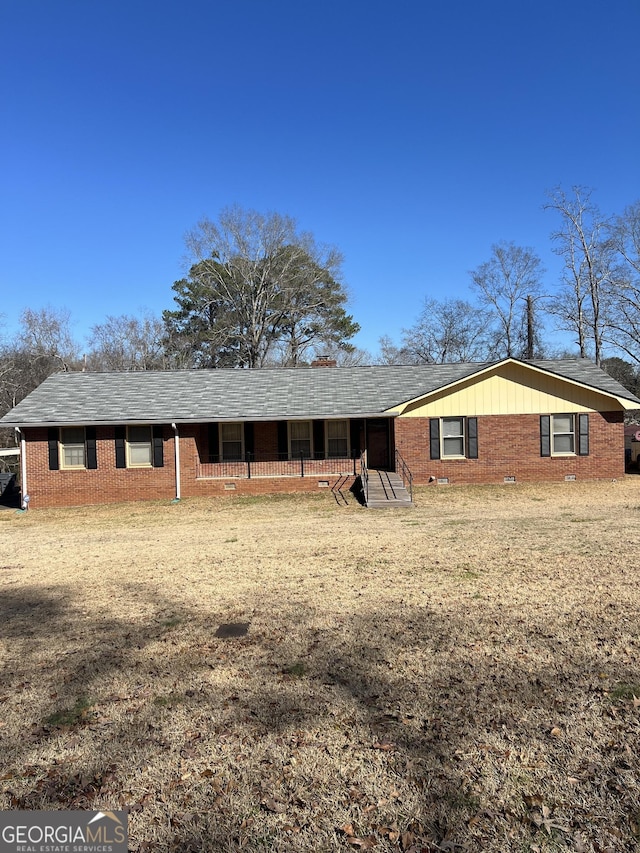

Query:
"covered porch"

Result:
[[193, 417, 396, 481]]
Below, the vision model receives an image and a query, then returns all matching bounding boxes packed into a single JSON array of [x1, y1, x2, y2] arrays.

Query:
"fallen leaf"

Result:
[[347, 836, 377, 849], [401, 830, 414, 850], [261, 797, 286, 813]]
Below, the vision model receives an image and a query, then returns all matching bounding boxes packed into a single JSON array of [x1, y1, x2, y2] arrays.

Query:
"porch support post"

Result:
[[171, 423, 181, 500]]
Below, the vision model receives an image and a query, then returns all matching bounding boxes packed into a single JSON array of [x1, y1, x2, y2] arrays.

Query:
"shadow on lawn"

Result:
[[0, 586, 67, 637], [1, 586, 639, 851]]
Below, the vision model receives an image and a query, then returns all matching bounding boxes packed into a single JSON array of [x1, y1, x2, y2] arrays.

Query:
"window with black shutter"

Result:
[[244, 422, 255, 459], [86, 427, 98, 469], [48, 427, 60, 470], [430, 417, 479, 460], [578, 414, 590, 456], [277, 421, 288, 459], [152, 425, 164, 468], [541, 414, 585, 456], [115, 427, 126, 468]]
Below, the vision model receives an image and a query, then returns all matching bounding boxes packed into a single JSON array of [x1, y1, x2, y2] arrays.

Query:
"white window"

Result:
[[127, 425, 152, 467], [60, 427, 86, 469], [327, 420, 348, 458], [220, 422, 243, 461], [289, 421, 312, 459], [442, 417, 465, 457], [552, 414, 575, 454]]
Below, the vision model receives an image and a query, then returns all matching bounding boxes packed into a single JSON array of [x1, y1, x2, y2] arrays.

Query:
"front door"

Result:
[[366, 419, 390, 469]]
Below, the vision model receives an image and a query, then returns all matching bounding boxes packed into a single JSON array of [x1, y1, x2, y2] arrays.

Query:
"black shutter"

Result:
[[429, 419, 441, 460], [86, 427, 97, 469], [540, 415, 551, 457], [115, 426, 126, 468], [349, 419, 361, 458], [578, 413, 589, 456], [152, 425, 164, 468], [313, 420, 325, 459], [466, 417, 478, 459], [244, 422, 254, 458], [208, 423, 219, 462], [277, 421, 288, 458], [48, 427, 59, 471]]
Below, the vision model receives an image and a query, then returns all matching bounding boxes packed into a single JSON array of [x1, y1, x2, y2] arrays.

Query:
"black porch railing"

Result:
[[197, 452, 359, 480]]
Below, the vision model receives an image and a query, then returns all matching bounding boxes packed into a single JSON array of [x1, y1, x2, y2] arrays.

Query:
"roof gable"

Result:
[[391, 359, 635, 417]]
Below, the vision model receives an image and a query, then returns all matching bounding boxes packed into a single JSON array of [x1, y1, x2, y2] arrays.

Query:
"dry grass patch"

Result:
[[1, 480, 640, 851]]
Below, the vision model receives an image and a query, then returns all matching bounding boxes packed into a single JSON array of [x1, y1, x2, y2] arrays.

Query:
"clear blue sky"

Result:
[[1, 0, 639, 357]]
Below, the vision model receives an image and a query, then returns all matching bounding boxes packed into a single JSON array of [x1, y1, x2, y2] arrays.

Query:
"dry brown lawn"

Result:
[[1, 479, 640, 852]]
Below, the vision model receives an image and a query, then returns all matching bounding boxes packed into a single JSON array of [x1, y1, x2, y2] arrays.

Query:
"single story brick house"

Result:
[[1, 357, 638, 508]]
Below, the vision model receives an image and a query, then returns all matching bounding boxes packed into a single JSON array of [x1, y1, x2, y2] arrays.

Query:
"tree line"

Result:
[[2, 190, 640, 434]]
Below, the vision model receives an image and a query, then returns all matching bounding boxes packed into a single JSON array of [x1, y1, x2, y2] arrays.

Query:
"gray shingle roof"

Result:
[[1, 359, 638, 427]]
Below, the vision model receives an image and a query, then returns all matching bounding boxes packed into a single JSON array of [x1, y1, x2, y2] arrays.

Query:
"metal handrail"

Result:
[[360, 449, 369, 505], [394, 448, 413, 502]]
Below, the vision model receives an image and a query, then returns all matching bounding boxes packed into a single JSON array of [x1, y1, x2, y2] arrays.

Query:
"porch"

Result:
[[193, 417, 396, 479], [190, 417, 412, 506]]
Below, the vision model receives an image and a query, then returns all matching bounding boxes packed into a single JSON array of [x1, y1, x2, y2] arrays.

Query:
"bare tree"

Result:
[[606, 201, 640, 364], [401, 298, 492, 364], [0, 307, 80, 421], [469, 242, 545, 358], [86, 313, 167, 372], [376, 335, 419, 365], [164, 207, 359, 368], [544, 186, 614, 366], [20, 307, 79, 372]]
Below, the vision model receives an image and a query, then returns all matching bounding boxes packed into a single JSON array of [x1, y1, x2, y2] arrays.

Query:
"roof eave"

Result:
[[3, 411, 397, 429]]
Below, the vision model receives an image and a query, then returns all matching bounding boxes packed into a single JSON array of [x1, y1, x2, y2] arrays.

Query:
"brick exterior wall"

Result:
[[394, 412, 625, 485], [24, 426, 177, 508], [21, 411, 625, 508], [22, 424, 357, 508]]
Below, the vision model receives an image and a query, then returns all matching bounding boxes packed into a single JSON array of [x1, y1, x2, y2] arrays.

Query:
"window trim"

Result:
[[59, 427, 87, 470], [326, 419, 349, 459], [126, 425, 153, 468], [551, 413, 576, 456], [288, 420, 313, 459], [219, 422, 244, 461], [441, 416, 466, 459]]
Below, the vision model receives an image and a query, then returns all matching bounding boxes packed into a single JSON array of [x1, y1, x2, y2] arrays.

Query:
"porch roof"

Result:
[[1, 358, 638, 427]]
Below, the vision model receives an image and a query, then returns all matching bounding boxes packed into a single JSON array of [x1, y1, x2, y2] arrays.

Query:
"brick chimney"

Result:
[[311, 356, 337, 367]]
